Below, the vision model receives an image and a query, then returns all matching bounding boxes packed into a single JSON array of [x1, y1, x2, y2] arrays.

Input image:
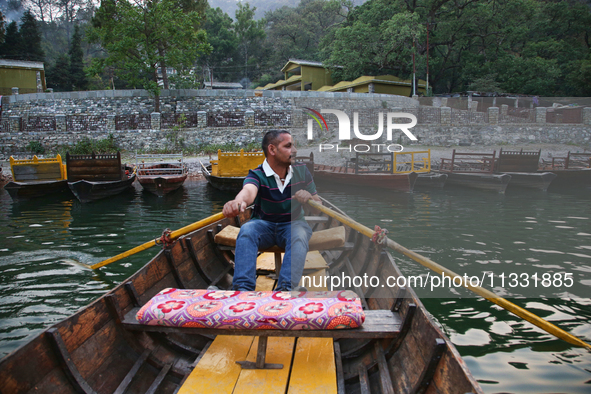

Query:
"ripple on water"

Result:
[[1, 180, 591, 393]]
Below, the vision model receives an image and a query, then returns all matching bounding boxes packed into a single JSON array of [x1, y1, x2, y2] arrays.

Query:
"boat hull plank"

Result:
[[544, 168, 591, 189], [314, 165, 418, 192], [203, 172, 245, 192], [442, 172, 511, 193], [414, 173, 447, 189], [233, 337, 296, 394], [4, 179, 70, 200], [288, 338, 337, 394], [68, 174, 136, 203], [138, 174, 187, 197], [178, 335, 255, 394], [505, 172, 557, 191]]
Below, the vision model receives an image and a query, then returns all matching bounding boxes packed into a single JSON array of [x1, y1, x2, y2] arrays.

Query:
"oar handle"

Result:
[[306, 199, 591, 350], [90, 211, 227, 270]]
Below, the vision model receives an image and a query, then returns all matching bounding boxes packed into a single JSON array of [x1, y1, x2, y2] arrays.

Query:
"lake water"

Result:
[[0, 179, 590, 393]]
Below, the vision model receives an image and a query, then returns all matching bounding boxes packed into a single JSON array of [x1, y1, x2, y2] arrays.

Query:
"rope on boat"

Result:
[[306, 199, 591, 351], [371, 225, 389, 245], [156, 228, 174, 249]]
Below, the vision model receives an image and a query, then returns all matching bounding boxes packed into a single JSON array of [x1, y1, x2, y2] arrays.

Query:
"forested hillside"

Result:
[[0, 0, 589, 96]]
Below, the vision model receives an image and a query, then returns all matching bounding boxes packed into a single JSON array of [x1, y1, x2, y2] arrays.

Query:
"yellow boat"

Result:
[[4, 154, 70, 200], [201, 149, 264, 192]]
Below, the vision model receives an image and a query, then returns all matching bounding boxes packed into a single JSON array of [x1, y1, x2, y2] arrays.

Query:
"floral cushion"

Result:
[[136, 288, 365, 330]]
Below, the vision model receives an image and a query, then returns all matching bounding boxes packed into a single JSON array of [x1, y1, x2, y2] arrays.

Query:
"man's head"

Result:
[[262, 130, 296, 166]]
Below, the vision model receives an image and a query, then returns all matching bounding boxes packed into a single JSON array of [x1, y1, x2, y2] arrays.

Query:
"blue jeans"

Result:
[[233, 219, 313, 291]]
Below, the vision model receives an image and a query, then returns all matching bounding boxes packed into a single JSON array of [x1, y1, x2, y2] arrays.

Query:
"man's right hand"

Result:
[[223, 199, 246, 218], [223, 183, 258, 218]]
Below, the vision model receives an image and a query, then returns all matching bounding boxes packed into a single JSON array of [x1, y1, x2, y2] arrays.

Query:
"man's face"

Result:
[[271, 133, 296, 166]]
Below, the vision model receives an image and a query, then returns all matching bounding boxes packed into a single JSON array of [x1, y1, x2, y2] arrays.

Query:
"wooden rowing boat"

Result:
[[202, 150, 265, 192], [4, 155, 71, 201], [495, 149, 557, 191], [67, 152, 136, 203], [0, 200, 483, 394], [437, 150, 511, 193], [313, 164, 418, 192], [539, 151, 591, 189], [136, 154, 188, 197], [415, 172, 447, 189], [200, 161, 245, 192]]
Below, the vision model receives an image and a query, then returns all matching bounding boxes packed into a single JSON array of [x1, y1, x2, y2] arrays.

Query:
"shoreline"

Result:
[[1, 143, 588, 183]]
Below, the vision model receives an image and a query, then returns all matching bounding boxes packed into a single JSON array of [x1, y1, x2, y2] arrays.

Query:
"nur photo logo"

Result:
[[304, 108, 418, 153]]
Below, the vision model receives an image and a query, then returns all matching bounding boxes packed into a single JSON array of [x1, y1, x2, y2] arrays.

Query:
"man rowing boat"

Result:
[[222, 130, 321, 291]]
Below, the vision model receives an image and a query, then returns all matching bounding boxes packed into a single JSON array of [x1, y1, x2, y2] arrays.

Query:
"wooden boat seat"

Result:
[[123, 307, 401, 338], [174, 276, 338, 393], [214, 225, 346, 251], [121, 305, 402, 370], [214, 225, 346, 275]]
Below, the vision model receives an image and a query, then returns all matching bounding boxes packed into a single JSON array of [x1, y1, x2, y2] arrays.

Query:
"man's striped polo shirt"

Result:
[[243, 160, 317, 223]]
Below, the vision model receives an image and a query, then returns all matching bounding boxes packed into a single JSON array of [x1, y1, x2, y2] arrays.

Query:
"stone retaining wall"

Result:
[[1, 89, 589, 158], [2, 124, 589, 160], [4, 89, 415, 116]]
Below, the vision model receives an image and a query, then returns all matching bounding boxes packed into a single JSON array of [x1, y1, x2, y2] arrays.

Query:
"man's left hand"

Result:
[[294, 190, 312, 204]]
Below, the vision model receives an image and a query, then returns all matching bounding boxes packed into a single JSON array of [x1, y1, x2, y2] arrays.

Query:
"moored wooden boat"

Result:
[[313, 164, 418, 192], [67, 152, 136, 203], [438, 149, 511, 193], [503, 172, 557, 191], [443, 172, 511, 193], [200, 161, 245, 192], [415, 172, 447, 189], [495, 148, 557, 191], [0, 200, 483, 394], [539, 151, 591, 189], [136, 154, 187, 196], [202, 150, 265, 192], [3, 155, 71, 200]]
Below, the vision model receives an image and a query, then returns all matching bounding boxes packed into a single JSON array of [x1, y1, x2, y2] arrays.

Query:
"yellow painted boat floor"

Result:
[[178, 269, 336, 394]]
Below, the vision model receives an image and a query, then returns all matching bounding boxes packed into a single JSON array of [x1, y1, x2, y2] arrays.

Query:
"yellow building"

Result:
[[317, 75, 426, 96], [260, 59, 335, 91], [0, 59, 46, 95], [258, 59, 426, 96]]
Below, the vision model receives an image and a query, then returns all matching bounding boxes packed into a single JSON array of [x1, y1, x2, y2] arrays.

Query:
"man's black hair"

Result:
[[262, 130, 291, 156]]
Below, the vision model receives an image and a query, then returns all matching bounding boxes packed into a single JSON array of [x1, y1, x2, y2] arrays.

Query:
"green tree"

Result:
[[68, 24, 87, 90], [320, 0, 591, 96], [264, 0, 348, 67], [0, 11, 5, 45], [234, 2, 266, 83], [321, 0, 424, 82], [18, 10, 45, 61], [0, 21, 21, 59], [46, 54, 72, 91], [88, 0, 210, 111], [201, 7, 239, 83]]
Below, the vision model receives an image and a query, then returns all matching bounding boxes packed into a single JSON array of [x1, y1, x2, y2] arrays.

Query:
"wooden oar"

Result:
[[307, 199, 591, 350], [90, 212, 226, 269]]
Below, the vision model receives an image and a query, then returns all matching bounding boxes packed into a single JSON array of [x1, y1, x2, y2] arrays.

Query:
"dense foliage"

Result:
[[0, 0, 589, 96]]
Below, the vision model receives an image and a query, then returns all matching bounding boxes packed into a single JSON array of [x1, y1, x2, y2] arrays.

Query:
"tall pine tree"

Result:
[[0, 22, 21, 59], [46, 54, 72, 91], [18, 11, 44, 62], [68, 24, 87, 90]]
